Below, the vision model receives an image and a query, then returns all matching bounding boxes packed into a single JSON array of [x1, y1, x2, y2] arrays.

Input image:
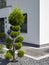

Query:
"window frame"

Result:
[[21, 13, 27, 33], [0, 0, 6, 8]]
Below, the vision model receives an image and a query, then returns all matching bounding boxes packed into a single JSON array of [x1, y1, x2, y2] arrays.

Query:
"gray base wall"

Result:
[[23, 42, 40, 47]]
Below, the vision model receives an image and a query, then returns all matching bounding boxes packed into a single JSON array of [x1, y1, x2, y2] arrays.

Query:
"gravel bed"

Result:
[[0, 53, 49, 65]]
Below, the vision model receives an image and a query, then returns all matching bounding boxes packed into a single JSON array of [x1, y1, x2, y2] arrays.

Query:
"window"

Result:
[[0, 0, 6, 8], [0, 18, 4, 32], [21, 13, 27, 33]]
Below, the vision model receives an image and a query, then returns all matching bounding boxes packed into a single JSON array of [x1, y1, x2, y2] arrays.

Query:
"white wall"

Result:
[[0, 7, 12, 35], [40, 0, 49, 45], [6, 0, 49, 45], [6, 0, 39, 44]]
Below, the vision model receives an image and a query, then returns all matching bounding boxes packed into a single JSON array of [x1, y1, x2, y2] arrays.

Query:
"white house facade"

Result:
[[0, 0, 49, 47]]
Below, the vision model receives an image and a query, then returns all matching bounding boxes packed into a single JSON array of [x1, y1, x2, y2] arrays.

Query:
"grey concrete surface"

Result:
[[22, 46, 49, 57], [3, 44, 49, 57]]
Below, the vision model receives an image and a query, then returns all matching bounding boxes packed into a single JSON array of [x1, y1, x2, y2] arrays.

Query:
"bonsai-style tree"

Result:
[[5, 8, 25, 62]]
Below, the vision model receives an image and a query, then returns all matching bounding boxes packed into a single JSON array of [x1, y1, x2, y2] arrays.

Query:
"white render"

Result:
[[6, 0, 39, 45], [40, 0, 49, 45], [0, 0, 49, 46]]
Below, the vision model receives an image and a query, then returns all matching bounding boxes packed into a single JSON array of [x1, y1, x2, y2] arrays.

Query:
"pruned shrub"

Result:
[[10, 25, 20, 31], [5, 51, 13, 59], [15, 36, 24, 42], [6, 43, 12, 49], [5, 8, 25, 61], [17, 50, 24, 57], [7, 50, 13, 56], [10, 31, 20, 38], [14, 42, 22, 50], [8, 8, 25, 26], [6, 38, 12, 44]]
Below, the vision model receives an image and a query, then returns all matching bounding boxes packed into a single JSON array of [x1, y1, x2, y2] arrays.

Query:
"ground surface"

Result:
[[0, 44, 49, 65], [3, 44, 49, 57], [22, 46, 49, 57]]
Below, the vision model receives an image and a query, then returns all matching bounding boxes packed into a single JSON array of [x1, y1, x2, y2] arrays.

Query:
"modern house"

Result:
[[0, 0, 49, 47]]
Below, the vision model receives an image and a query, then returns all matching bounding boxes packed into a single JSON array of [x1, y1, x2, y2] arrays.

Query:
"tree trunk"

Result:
[[12, 38, 15, 62], [13, 44, 15, 62]]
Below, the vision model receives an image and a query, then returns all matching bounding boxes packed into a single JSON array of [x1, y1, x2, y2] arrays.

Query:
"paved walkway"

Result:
[[22, 46, 49, 58], [3, 44, 49, 58]]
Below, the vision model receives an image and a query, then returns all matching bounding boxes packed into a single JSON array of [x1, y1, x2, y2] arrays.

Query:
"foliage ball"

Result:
[[15, 36, 24, 42], [14, 42, 22, 50], [10, 31, 20, 38], [17, 50, 24, 57], [5, 51, 13, 59], [6, 38, 12, 44], [6, 43, 12, 49], [7, 50, 13, 56], [10, 25, 20, 31], [8, 8, 25, 26]]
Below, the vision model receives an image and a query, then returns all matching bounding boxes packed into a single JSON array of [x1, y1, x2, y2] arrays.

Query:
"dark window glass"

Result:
[[21, 13, 27, 33], [0, 0, 6, 8], [0, 18, 4, 32]]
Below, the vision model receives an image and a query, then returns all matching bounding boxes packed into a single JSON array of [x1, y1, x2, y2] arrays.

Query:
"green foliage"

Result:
[[14, 42, 22, 50], [10, 25, 20, 31], [0, 44, 3, 53], [0, 32, 6, 38], [6, 43, 12, 49], [17, 50, 24, 57], [8, 8, 25, 26], [5, 8, 25, 60], [5, 51, 13, 59], [10, 31, 20, 38], [6, 38, 12, 44], [7, 50, 13, 56], [0, 44, 3, 50], [15, 36, 24, 42]]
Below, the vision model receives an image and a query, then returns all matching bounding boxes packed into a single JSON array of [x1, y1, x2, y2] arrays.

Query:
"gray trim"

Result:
[[23, 42, 40, 48], [0, 6, 12, 9]]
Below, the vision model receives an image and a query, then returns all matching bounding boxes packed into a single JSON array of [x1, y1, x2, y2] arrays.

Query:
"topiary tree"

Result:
[[5, 8, 25, 62]]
